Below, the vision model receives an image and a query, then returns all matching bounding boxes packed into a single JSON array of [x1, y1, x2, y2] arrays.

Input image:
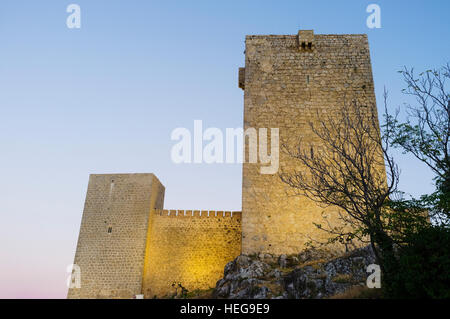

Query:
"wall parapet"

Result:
[[153, 209, 241, 218]]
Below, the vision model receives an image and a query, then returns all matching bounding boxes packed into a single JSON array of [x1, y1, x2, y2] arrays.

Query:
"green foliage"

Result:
[[386, 65, 449, 225], [379, 64, 450, 298], [392, 122, 445, 169], [427, 175, 450, 224], [384, 226, 450, 299], [383, 197, 430, 241]]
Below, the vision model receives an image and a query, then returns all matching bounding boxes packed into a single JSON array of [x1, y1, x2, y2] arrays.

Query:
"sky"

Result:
[[0, 0, 448, 298]]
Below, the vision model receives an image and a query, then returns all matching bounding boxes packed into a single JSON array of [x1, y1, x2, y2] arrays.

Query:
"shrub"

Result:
[[385, 226, 450, 298]]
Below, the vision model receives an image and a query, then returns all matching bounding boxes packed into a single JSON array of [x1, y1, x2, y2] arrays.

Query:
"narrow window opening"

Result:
[[107, 227, 112, 233]]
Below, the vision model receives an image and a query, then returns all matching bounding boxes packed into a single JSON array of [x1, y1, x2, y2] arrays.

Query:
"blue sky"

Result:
[[0, 0, 448, 298]]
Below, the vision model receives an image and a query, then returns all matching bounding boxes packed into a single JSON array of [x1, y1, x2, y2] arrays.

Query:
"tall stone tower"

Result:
[[67, 173, 165, 299], [240, 30, 379, 255]]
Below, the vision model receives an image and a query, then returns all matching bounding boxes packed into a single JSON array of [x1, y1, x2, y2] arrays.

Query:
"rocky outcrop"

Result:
[[213, 246, 376, 299]]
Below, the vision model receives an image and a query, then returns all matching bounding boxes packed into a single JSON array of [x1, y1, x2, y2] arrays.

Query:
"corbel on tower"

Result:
[[238, 67, 245, 90], [298, 30, 314, 51]]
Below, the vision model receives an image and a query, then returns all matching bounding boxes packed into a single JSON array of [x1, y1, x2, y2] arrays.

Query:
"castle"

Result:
[[68, 30, 380, 298]]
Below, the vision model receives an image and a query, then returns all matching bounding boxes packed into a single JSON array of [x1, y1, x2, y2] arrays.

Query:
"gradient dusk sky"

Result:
[[0, 0, 449, 298]]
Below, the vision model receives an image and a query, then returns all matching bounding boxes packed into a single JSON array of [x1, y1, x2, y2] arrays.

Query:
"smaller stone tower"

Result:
[[67, 173, 165, 299]]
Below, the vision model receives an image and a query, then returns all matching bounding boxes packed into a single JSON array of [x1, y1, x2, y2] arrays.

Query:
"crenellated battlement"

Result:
[[153, 209, 241, 218], [144, 208, 242, 297]]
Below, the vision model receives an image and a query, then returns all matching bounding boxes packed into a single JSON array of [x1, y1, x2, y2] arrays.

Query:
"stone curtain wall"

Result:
[[67, 173, 165, 299], [142, 210, 242, 298], [241, 31, 381, 255]]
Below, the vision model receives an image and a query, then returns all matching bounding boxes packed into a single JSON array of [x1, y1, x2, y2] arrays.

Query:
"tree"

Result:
[[279, 64, 449, 297], [387, 64, 450, 225], [279, 92, 428, 288], [389, 225, 450, 299]]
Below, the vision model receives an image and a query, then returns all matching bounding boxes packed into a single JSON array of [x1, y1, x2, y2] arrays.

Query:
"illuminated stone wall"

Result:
[[142, 209, 242, 298], [240, 30, 381, 255], [67, 173, 165, 299]]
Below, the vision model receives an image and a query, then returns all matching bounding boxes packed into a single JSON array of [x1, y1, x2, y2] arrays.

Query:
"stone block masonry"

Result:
[[142, 209, 242, 298], [67, 173, 165, 299], [240, 31, 381, 255]]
